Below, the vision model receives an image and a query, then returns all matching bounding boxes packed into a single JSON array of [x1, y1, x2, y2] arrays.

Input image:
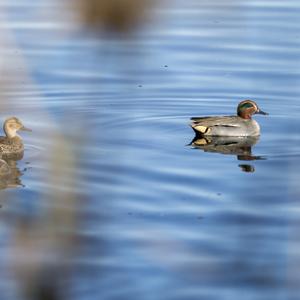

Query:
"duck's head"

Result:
[[237, 100, 268, 119], [3, 117, 31, 139]]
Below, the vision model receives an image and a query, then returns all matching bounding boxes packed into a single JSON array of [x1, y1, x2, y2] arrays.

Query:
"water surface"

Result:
[[1, 0, 300, 299]]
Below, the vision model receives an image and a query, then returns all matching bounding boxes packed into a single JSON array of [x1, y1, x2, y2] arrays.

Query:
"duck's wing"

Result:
[[190, 116, 240, 127], [0, 137, 7, 143], [190, 116, 241, 135]]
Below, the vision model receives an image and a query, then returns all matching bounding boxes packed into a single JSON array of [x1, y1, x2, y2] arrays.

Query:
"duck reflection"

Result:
[[190, 135, 265, 173], [0, 152, 25, 189]]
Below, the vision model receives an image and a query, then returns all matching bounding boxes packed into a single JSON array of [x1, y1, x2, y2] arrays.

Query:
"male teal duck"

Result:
[[0, 117, 31, 157], [190, 100, 268, 137]]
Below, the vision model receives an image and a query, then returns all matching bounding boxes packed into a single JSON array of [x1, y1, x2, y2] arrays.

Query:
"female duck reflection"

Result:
[[0, 117, 31, 189], [189, 136, 265, 173]]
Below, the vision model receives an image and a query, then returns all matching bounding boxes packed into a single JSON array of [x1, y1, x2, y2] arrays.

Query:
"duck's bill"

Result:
[[256, 109, 268, 115], [20, 126, 32, 132]]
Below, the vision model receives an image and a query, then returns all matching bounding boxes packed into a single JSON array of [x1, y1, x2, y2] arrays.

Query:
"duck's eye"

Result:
[[8, 122, 18, 129]]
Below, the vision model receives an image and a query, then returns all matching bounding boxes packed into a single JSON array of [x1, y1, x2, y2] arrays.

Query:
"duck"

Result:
[[190, 100, 268, 137], [0, 117, 31, 157]]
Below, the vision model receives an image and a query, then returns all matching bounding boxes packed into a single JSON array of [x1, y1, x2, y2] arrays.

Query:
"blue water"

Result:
[[1, 0, 300, 299]]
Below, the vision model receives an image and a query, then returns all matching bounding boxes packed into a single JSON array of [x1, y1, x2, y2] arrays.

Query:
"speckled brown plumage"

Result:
[[0, 136, 24, 156]]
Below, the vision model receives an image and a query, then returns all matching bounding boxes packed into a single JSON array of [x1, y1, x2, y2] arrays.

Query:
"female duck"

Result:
[[0, 117, 31, 156], [190, 100, 268, 137]]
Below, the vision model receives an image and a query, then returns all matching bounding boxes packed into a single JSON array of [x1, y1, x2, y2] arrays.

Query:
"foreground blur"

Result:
[[1, 0, 154, 299]]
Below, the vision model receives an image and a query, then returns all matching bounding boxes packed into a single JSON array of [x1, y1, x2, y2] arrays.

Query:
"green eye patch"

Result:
[[240, 102, 254, 109]]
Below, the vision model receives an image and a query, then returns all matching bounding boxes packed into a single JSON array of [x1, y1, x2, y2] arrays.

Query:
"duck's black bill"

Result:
[[20, 126, 32, 132], [256, 109, 268, 115]]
